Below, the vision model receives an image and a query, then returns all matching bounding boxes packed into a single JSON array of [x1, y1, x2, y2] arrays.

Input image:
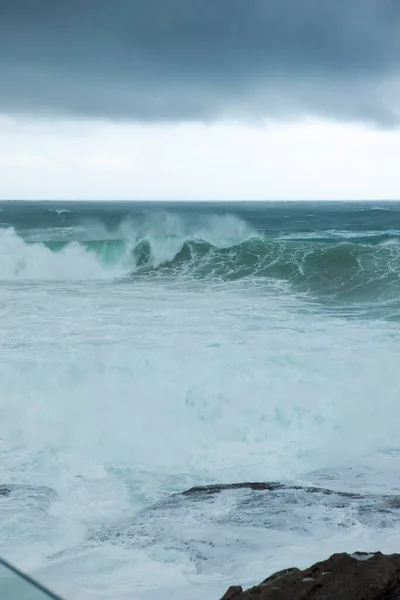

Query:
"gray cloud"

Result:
[[0, 0, 399, 125]]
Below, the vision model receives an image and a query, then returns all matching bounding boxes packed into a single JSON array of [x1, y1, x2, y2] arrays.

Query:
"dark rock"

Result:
[[181, 482, 280, 496], [179, 482, 364, 499], [0, 487, 11, 497], [219, 552, 400, 600], [221, 586, 243, 600], [261, 568, 301, 585]]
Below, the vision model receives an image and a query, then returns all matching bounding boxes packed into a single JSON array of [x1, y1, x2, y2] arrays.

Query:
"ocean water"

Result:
[[1, 200, 400, 600]]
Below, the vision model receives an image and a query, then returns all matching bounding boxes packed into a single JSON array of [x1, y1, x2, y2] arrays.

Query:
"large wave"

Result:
[[131, 237, 400, 301], [1, 213, 400, 305], [0, 214, 255, 281]]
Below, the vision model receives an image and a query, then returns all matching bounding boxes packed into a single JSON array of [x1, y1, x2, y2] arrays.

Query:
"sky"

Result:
[[0, 0, 399, 200]]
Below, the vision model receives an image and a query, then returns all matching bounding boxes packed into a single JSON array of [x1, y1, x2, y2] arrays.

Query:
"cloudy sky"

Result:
[[1, 0, 399, 200]]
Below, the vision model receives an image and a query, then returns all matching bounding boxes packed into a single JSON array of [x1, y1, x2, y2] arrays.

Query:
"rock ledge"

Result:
[[220, 552, 400, 600]]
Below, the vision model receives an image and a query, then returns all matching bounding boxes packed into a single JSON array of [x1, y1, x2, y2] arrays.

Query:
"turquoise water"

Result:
[[2, 200, 400, 314]]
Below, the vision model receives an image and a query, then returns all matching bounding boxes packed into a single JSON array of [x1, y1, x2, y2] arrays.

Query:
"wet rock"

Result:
[[0, 484, 57, 506], [181, 482, 280, 496], [220, 552, 400, 600], [179, 481, 364, 499], [222, 587, 243, 600], [89, 482, 400, 572]]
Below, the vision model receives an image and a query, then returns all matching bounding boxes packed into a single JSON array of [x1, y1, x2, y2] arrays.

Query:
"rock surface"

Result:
[[220, 552, 400, 600], [180, 481, 363, 498], [181, 482, 276, 495]]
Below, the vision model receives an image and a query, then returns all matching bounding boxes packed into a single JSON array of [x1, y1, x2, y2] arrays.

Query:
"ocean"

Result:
[[1, 200, 400, 600]]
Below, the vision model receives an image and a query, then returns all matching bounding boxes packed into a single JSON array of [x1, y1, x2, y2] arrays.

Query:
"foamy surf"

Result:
[[0, 228, 128, 280], [1, 201, 400, 600]]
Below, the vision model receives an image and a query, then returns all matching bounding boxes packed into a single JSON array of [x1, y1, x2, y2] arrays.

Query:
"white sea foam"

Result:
[[0, 214, 255, 281], [1, 209, 400, 600], [0, 228, 127, 280], [1, 266, 400, 599]]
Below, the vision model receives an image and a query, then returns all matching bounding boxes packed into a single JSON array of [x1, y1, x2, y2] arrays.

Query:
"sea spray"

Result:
[[1, 201, 400, 600]]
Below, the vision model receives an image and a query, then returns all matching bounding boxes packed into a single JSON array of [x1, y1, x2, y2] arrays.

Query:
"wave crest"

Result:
[[135, 236, 400, 301], [1, 216, 400, 306], [0, 228, 128, 280]]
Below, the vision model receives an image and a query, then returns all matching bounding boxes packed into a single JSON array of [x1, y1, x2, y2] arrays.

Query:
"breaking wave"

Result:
[[1, 214, 400, 304]]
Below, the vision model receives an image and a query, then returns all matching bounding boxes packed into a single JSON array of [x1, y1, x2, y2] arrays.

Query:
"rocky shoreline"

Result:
[[220, 552, 400, 600], [3, 481, 400, 598], [180, 484, 400, 600]]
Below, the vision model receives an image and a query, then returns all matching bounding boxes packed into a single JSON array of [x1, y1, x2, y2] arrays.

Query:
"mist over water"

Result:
[[1, 201, 400, 600]]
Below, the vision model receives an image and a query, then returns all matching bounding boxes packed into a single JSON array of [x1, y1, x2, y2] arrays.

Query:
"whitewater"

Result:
[[1, 201, 400, 600]]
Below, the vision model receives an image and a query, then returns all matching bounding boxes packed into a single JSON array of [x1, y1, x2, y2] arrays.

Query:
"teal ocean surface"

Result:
[[1, 201, 400, 599]]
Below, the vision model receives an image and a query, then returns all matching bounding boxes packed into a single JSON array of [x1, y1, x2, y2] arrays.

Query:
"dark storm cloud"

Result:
[[0, 0, 399, 124]]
